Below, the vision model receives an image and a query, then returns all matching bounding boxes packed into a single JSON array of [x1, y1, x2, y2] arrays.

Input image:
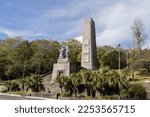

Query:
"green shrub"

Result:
[[120, 89, 128, 99], [129, 59, 150, 73], [5, 80, 20, 91], [84, 96, 92, 100], [5, 91, 31, 95], [60, 92, 70, 97], [102, 95, 119, 100], [128, 84, 147, 100], [1, 90, 8, 93]]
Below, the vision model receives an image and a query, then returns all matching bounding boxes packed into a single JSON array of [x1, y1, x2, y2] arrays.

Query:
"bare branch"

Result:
[[131, 18, 145, 49]]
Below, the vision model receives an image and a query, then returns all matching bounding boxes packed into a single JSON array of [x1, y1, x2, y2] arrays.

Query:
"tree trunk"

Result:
[[22, 64, 26, 78]]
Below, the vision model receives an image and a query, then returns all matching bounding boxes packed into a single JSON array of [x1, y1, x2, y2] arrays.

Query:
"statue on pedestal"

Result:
[[59, 46, 65, 59], [58, 45, 70, 59], [65, 45, 70, 58]]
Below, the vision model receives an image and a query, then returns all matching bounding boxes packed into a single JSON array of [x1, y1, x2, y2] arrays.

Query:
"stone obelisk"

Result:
[[81, 18, 98, 70]]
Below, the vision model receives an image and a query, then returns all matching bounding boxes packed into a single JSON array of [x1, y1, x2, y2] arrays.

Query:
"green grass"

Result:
[[0, 80, 4, 84], [127, 70, 150, 83], [3, 91, 32, 96]]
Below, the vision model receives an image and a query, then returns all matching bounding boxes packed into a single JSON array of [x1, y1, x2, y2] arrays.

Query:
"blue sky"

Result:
[[0, 0, 150, 48]]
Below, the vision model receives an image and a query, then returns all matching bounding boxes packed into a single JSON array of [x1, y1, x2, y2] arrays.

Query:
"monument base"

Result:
[[51, 58, 70, 83]]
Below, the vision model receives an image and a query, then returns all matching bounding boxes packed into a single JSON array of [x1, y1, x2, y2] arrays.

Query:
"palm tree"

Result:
[[70, 73, 83, 97], [97, 68, 129, 97], [90, 71, 99, 97], [64, 77, 73, 95], [99, 68, 110, 95], [5, 80, 12, 91], [25, 74, 44, 92], [108, 70, 120, 95], [5, 80, 20, 92], [56, 75, 68, 93], [20, 78, 26, 91], [96, 68, 120, 96], [24, 76, 33, 92], [80, 69, 92, 96], [32, 75, 44, 92]]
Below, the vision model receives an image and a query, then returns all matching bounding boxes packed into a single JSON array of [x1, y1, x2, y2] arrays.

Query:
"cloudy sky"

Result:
[[0, 0, 150, 48]]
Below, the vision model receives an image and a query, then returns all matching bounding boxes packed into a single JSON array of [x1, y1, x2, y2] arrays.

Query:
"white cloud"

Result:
[[75, 36, 82, 43], [0, 27, 46, 39], [94, 0, 150, 47], [0, 27, 14, 37], [97, 28, 129, 46], [71, 0, 150, 48], [1, 0, 150, 48]]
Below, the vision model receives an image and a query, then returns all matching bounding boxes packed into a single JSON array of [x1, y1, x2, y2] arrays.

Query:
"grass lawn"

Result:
[[3, 91, 32, 96], [128, 70, 150, 83]]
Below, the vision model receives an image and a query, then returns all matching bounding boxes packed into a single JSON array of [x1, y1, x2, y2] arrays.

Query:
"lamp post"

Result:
[[118, 44, 121, 76]]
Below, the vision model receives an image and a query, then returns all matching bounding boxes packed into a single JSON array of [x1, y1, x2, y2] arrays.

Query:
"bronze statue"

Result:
[[58, 45, 70, 59]]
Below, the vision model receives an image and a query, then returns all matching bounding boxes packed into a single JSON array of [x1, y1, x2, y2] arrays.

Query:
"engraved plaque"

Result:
[[83, 46, 89, 53], [84, 39, 89, 45], [57, 64, 65, 69], [84, 54, 89, 63]]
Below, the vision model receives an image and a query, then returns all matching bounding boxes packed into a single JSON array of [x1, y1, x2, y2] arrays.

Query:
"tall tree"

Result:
[[131, 18, 146, 58], [30, 39, 60, 74], [0, 37, 24, 80], [15, 40, 33, 78], [100, 50, 127, 69]]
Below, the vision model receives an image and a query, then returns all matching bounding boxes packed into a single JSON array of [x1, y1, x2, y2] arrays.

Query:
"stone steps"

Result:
[[41, 74, 52, 93], [50, 83, 61, 98], [41, 74, 60, 98]]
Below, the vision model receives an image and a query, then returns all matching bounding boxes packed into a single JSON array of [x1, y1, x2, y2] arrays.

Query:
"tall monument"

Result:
[[81, 18, 98, 70]]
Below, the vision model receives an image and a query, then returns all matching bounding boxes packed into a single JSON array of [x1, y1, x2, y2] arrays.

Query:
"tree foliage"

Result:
[[56, 68, 129, 98], [62, 39, 82, 64], [0, 37, 60, 80], [128, 83, 146, 99], [100, 50, 127, 69]]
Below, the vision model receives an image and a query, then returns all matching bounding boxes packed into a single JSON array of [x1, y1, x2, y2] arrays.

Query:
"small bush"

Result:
[[128, 84, 147, 100], [102, 95, 119, 100], [1, 90, 8, 93], [5, 80, 20, 91], [120, 89, 128, 99], [84, 96, 92, 100], [5, 91, 31, 95], [60, 92, 70, 97]]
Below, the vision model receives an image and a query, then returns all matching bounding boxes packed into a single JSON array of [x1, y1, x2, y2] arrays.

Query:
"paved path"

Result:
[[0, 93, 53, 100]]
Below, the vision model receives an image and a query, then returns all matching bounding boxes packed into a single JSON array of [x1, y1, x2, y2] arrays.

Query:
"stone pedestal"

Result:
[[51, 58, 70, 83]]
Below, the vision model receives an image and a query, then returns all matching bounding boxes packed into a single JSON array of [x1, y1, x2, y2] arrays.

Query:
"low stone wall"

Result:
[[31, 93, 52, 98]]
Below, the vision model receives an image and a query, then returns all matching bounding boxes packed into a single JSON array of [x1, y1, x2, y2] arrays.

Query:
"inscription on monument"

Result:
[[84, 39, 90, 45], [83, 46, 90, 53], [84, 54, 90, 63]]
